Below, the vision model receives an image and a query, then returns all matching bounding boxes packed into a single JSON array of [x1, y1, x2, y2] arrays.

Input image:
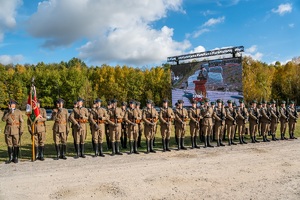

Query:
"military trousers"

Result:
[[214, 122, 224, 140], [270, 121, 278, 134], [92, 123, 105, 144], [5, 134, 20, 147], [202, 124, 213, 137], [249, 122, 258, 137], [160, 124, 172, 140], [236, 122, 246, 136], [288, 121, 296, 134], [280, 121, 287, 134], [109, 123, 121, 142], [127, 124, 138, 141], [33, 131, 46, 147], [175, 123, 186, 138], [53, 131, 67, 145], [261, 122, 270, 136]]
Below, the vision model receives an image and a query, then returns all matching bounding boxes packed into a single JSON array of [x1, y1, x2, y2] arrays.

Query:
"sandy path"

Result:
[[1, 140, 300, 200]]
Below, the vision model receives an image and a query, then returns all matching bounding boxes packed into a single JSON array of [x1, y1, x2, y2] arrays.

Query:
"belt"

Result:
[[37, 122, 45, 125], [110, 119, 122, 123], [7, 122, 20, 126], [204, 117, 211, 118], [164, 118, 173, 122], [76, 119, 87, 123], [95, 119, 105, 124], [146, 118, 158, 123]]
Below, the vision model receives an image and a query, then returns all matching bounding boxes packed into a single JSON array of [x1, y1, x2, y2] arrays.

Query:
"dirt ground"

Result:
[[0, 139, 300, 200]]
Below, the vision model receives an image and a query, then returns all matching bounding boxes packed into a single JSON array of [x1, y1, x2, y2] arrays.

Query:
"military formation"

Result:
[[1, 97, 298, 163]]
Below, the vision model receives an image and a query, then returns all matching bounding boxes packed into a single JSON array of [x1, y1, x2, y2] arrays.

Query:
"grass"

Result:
[[0, 111, 299, 162]]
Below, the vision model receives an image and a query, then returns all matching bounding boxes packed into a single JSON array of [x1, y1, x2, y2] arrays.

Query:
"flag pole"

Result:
[[31, 83, 35, 162]]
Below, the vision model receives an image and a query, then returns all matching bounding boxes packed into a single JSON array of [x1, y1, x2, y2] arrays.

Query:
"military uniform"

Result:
[[107, 99, 124, 155], [213, 99, 226, 147], [159, 99, 175, 151], [2, 99, 24, 163], [248, 101, 261, 143], [52, 98, 69, 160], [188, 100, 201, 149], [27, 102, 47, 161], [287, 102, 298, 139], [142, 100, 159, 153], [260, 102, 271, 142], [225, 100, 237, 146], [124, 101, 141, 154], [89, 98, 108, 157], [201, 100, 214, 148], [105, 102, 112, 149], [269, 101, 280, 141], [279, 102, 289, 140], [136, 102, 144, 148], [236, 100, 249, 144], [174, 100, 189, 150], [69, 101, 79, 154], [120, 102, 128, 149]]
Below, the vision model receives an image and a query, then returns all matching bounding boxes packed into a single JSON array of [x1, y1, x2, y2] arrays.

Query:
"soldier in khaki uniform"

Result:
[[213, 99, 226, 147], [174, 100, 189, 150], [269, 100, 279, 141], [248, 100, 261, 143], [236, 99, 249, 144], [107, 99, 124, 156], [52, 98, 69, 160], [142, 99, 159, 153], [105, 101, 112, 149], [70, 101, 78, 153], [136, 102, 144, 148], [287, 101, 298, 139], [2, 99, 24, 164], [201, 99, 214, 148], [188, 100, 201, 149], [225, 100, 237, 146], [279, 101, 289, 140], [27, 100, 47, 161], [69, 98, 89, 158], [260, 101, 271, 142], [159, 99, 175, 152], [124, 100, 140, 154], [89, 98, 108, 157], [120, 102, 128, 149]]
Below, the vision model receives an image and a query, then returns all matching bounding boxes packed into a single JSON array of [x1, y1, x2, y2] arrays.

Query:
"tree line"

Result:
[[0, 56, 299, 109]]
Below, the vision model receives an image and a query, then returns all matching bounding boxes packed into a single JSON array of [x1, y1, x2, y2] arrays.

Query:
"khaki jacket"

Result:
[[27, 108, 47, 133], [2, 109, 24, 135], [52, 108, 69, 133]]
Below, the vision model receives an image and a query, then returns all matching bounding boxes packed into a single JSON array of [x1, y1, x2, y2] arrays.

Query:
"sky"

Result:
[[0, 0, 299, 67]]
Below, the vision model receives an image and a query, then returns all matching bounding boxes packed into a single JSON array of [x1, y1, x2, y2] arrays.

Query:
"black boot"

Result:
[[242, 136, 247, 144], [74, 138, 77, 153], [55, 145, 60, 160], [265, 136, 270, 142], [219, 139, 225, 146], [231, 138, 237, 145], [124, 135, 128, 148], [111, 142, 116, 156], [283, 134, 288, 140], [62, 145, 67, 160], [13, 147, 19, 163], [6, 147, 13, 164], [166, 139, 171, 151], [146, 139, 150, 154], [129, 141, 133, 154], [272, 134, 276, 141], [181, 138, 187, 150], [162, 139, 166, 152], [191, 136, 195, 149], [150, 139, 156, 153], [175, 137, 179, 145], [137, 133, 142, 148], [194, 136, 200, 149], [293, 133, 297, 139], [94, 143, 99, 157], [75, 144, 80, 159], [239, 136, 243, 144], [207, 136, 214, 148], [228, 138, 231, 146], [120, 136, 124, 148], [289, 133, 293, 139], [40, 146, 45, 161], [251, 136, 255, 143], [116, 142, 123, 155], [133, 141, 139, 154], [280, 133, 284, 140], [177, 137, 181, 150], [203, 137, 208, 148], [35, 146, 39, 160], [59, 144, 63, 159], [106, 134, 111, 149], [153, 137, 156, 147], [254, 136, 260, 143], [262, 136, 267, 142], [99, 143, 105, 157]]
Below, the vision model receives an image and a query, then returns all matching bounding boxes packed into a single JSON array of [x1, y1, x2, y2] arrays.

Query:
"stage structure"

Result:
[[168, 46, 244, 107]]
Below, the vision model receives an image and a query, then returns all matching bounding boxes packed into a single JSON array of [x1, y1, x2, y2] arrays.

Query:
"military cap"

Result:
[[261, 100, 266, 104], [175, 102, 178, 106], [289, 101, 294, 104], [270, 100, 276, 104], [239, 99, 244, 103], [129, 100, 136, 104], [177, 99, 184, 104], [111, 99, 118, 103], [216, 99, 222, 103], [9, 99, 18, 105], [251, 100, 257, 104], [94, 98, 102, 103], [77, 97, 85, 102], [227, 100, 232, 104], [56, 98, 65, 104], [121, 101, 127, 106], [73, 100, 78, 104], [162, 99, 169, 103], [267, 102, 271, 105], [107, 101, 112, 106], [233, 102, 237, 106], [204, 98, 210, 102], [257, 102, 262, 105], [281, 101, 286, 104], [211, 102, 215, 105], [136, 101, 141, 106], [146, 99, 153, 104]]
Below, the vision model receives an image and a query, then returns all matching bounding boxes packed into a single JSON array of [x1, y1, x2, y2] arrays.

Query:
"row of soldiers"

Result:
[[1, 97, 298, 163]]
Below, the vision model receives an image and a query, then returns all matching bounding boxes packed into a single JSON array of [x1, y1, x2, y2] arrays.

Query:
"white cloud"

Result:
[[272, 3, 292, 16], [192, 28, 210, 38], [190, 45, 206, 53], [26, 0, 188, 65], [244, 45, 263, 60], [0, 54, 24, 65], [0, 0, 22, 42], [289, 23, 294, 28], [203, 16, 225, 27]]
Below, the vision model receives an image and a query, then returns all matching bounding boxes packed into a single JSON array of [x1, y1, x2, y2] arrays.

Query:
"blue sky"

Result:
[[0, 0, 299, 67]]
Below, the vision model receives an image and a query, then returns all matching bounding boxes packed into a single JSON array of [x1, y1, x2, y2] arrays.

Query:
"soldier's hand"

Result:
[[29, 130, 33, 135], [114, 123, 118, 127], [131, 122, 137, 126], [77, 123, 82, 129], [151, 122, 156, 126], [99, 117, 102, 120], [95, 125, 100, 130], [166, 122, 169, 126]]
